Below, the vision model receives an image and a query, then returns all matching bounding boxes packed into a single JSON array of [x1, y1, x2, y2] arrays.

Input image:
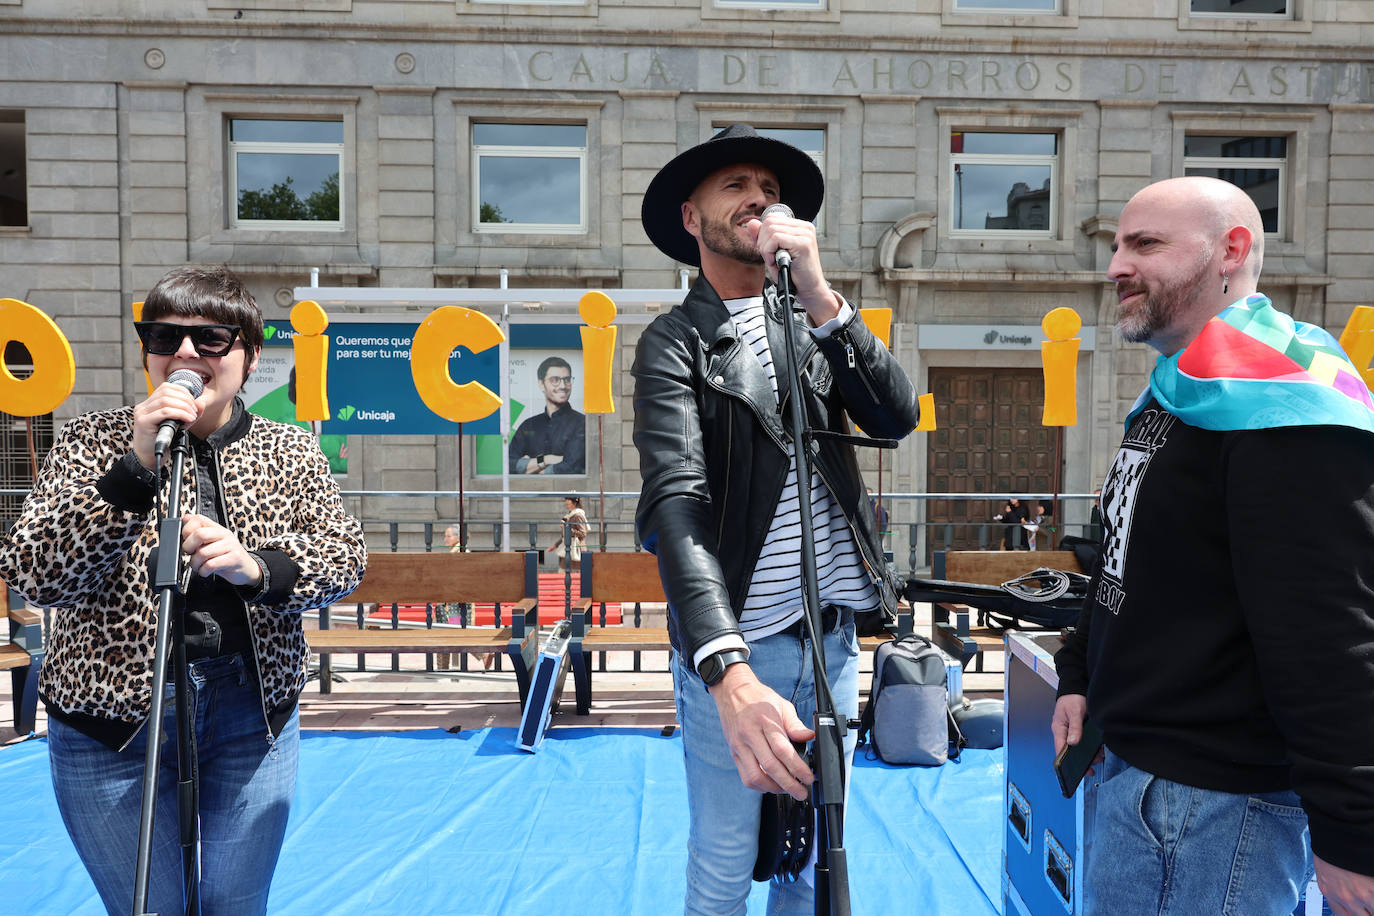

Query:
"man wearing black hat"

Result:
[[632, 124, 920, 913]]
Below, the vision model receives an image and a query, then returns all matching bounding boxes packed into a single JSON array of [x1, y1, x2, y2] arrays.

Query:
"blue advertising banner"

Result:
[[256, 318, 501, 436]]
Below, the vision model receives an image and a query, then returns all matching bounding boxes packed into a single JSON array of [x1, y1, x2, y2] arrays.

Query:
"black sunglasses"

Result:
[[134, 321, 242, 357]]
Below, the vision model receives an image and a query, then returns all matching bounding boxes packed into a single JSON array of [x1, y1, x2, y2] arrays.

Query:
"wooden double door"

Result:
[[924, 368, 1060, 552]]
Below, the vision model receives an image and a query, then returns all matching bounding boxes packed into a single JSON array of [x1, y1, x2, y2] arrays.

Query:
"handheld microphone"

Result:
[[154, 369, 205, 455], [761, 202, 794, 269]]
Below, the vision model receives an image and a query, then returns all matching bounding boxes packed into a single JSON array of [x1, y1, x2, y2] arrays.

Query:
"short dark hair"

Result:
[[140, 266, 263, 383], [537, 356, 571, 382]]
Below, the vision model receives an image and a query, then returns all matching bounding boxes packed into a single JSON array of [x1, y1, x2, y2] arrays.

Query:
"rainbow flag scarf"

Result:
[[1127, 294, 1374, 434]]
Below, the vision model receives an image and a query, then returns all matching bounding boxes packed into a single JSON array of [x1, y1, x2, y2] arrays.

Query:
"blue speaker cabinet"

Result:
[[1003, 631, 1330, 916], [1003, 631, 1096, 916]]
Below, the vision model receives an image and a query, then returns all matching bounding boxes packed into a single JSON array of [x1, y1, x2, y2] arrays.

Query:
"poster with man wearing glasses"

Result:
[[507, 353, 586, 475]]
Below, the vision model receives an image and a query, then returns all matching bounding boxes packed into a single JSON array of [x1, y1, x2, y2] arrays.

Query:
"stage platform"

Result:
[[0, 727, 1004, 915]]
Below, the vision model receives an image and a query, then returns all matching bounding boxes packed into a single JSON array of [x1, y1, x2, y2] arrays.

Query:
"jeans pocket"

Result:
[[1222, 794, 1310, 915], [839, 620, 859, 658], [1134, 772, 1170, 853]]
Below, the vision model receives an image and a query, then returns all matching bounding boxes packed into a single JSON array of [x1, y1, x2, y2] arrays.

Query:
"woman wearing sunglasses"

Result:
[[0, 265, 367, 915]]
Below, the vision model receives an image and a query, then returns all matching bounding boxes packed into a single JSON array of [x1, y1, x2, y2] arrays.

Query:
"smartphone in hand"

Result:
[[1053, 718, 1105, 798]]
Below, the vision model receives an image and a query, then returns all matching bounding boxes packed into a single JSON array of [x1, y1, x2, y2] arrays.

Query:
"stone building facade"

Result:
[[1, 1, 1372, 551]]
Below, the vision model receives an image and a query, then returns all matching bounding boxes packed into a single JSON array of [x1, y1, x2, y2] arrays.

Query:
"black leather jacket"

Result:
[[632, 275, 920, 663]]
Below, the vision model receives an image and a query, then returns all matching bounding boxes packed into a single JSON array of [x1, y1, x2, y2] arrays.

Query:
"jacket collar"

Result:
[[195, 397, 252, 450]]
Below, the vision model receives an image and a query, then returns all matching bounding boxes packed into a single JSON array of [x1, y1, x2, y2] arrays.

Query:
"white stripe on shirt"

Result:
[[724, 295, 879, 642]]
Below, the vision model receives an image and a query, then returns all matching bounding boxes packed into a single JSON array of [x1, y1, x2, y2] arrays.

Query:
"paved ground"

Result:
[[0, 602, 1007, 746]]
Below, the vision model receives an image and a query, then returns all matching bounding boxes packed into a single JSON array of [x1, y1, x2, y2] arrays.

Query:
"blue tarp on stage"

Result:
[[0, 728, 1004, 915]]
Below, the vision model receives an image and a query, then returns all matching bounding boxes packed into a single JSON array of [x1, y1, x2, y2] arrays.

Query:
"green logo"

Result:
[[264, 325, 277, 340], [337, 405, 356, 421]]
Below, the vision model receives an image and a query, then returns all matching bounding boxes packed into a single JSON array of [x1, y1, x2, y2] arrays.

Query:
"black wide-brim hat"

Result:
[[641, 123, 824, 267]]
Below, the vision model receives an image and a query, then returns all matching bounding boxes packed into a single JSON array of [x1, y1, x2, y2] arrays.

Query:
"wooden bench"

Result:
[[306, 551, 541, 707], [1, 583, 44, 734], [566, 551, 913, 715], [927, 549, 1084, 670], [568, 551, 671, 715]]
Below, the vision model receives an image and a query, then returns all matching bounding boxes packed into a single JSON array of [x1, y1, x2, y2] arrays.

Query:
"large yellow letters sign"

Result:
[[1041, 307, 1081, 427], [1338, 305, 1374, 392], [0, 298, 76, 417], [290, 300, 330, 422], [579, 290, 617, 415], [410, 306, 505, 423]]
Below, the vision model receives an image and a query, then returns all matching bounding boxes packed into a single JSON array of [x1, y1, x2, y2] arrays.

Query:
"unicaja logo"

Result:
[[984, 329, 1034, 346]]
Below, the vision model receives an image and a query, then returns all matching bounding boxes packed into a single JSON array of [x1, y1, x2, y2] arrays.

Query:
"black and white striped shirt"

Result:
[[691, 295, 878, 666]]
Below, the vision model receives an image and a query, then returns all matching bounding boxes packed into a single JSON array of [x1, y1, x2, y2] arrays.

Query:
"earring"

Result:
[[1222, 274, 1229, 295]]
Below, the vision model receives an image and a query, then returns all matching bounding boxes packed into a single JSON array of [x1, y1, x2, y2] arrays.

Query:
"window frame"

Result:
[[953, 0, 1059, 12], [438, 97, 605, 271], [703, 0, 839, 24], [470, 122, 589, 235], [0, 109, 27, 230], [1177, 0, 1311, 33], [228, 118, 346, 231], [748, 125, 828, 235], [947, 131, 1059, 240], [1169, 110, 1314, 248], [1182, 136, 1287, 238], [1188, 0, 1289, 19], [460, 0, 598, 14], [942, 0, 1077, 28], [183, 92, 362, 270], [713, 0, 825, 10], [934, 106, 1081, 255]]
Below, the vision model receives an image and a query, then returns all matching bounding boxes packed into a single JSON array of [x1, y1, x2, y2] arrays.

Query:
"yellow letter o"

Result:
[[0, 298, 76, 417]]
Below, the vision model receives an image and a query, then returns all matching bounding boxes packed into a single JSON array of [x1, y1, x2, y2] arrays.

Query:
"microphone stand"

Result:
[[133, 428, 201, 916], [771, 252, 855, 916]]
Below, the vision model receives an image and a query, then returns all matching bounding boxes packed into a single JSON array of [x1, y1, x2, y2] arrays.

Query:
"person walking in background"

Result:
[[547, 496, 588, 572], [1087, 488, 1103, 543], [993, 496, 1029, 550], [0, 266, 367, 915], [1052, 176, 1374, 914], [1023, 500, 1047, 550]]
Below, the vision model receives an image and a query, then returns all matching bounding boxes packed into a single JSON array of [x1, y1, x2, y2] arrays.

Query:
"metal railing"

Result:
[[3, 487, 1102, 577], [334, 490, 1102, 577]]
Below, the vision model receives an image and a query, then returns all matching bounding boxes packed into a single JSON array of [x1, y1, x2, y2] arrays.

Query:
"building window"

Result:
[[955, 0, 1058, 10], [0, 111, 26, 228], [753, 127, 826, 233], [228, 119, 344, 230], [472, 123, 587, 233], [1190, 0, 1287, 16], [716, 0, 824, 8], [949, 132, 1057, 236], [1184, 135, 1286, 234]]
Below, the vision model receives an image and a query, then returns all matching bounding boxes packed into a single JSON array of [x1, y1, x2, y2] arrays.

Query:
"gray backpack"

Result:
[[857, 634, 964, 766]]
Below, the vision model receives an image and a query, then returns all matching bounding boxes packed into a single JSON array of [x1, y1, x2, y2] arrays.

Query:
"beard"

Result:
[[698, 213, 764, 265], [1116, 249, 1212, 344]]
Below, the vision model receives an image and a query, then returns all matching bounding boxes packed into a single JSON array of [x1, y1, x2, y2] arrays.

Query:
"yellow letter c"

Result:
[[410, 306, 505, 424]]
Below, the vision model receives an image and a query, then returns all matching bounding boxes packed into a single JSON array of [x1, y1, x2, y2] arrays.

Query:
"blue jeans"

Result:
[[673, 613, 860, 916], [48, 653, 298, 916], [1086, 749, 1312, 916]]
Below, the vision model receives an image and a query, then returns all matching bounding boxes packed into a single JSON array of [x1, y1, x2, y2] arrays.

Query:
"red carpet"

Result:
[[365, 572, 622, 626]]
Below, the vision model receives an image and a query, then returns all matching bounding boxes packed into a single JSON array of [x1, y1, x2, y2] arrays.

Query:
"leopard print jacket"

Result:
[[0, 405, 367, 739]]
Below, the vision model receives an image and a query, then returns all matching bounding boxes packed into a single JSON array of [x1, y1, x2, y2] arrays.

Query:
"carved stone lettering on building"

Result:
[[515, 48, 1374, 104]]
